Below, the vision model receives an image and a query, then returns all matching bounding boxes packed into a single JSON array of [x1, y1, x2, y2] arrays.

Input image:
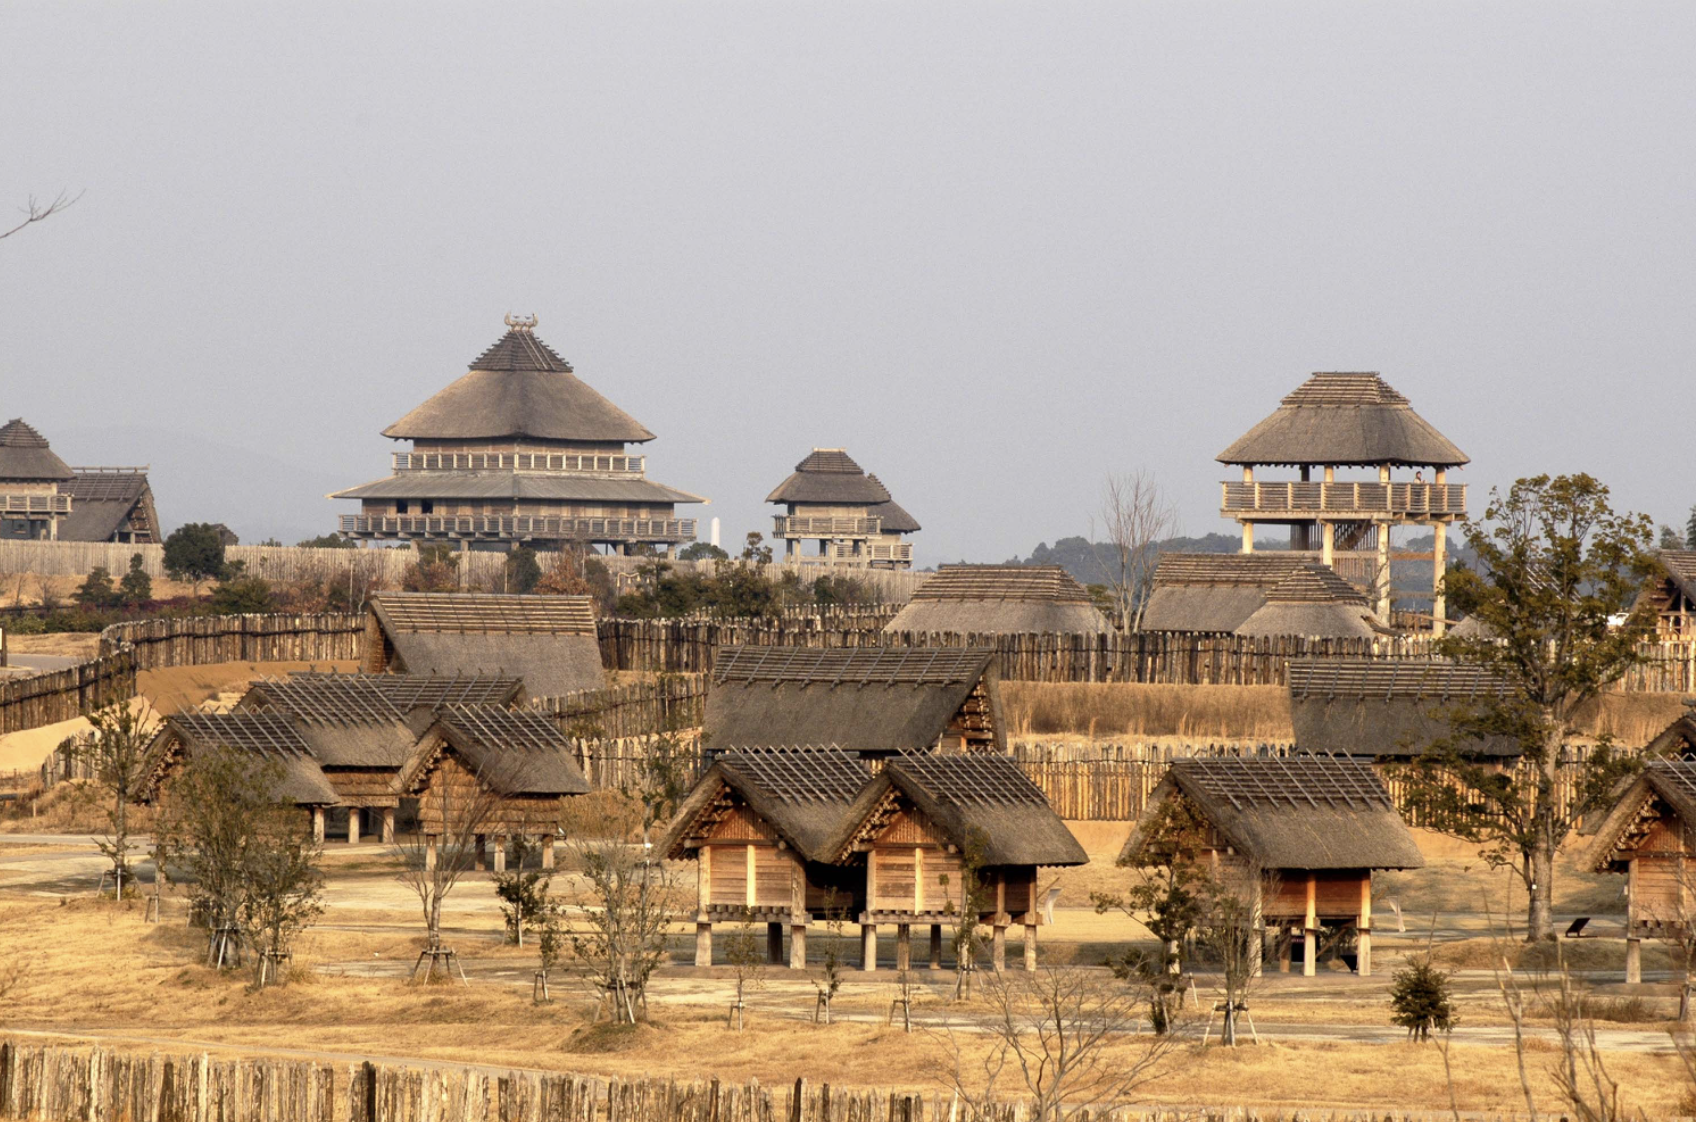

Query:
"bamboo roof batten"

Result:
[[1217, 372, 1469, 468]]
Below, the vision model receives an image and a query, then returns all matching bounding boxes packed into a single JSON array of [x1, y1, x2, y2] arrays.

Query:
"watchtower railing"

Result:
[[775, 515, 883, 537], [392, 451, 646, 476], [339, 515, 695, 541], [1221, 480, 1466, 518], [0, 494, 70, 515]]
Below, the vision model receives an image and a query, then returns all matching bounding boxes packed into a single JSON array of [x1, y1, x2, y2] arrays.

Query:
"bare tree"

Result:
[[1091, 471, 1178, 632], [938, 965, 1180, 1122], [76, 700, 156, 899], [567, 835, 682, 1023], [0, 190, 82, 244], [723, 907, 766, 1030], [396, 760, 512, 958], [1194, 861, 1268, 1046]]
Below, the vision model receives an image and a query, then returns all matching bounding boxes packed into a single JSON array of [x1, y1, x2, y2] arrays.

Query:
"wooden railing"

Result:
[[339, 515, 696, 542], [775, 515, 882, 537], [0, 494, 69, 515], [1222, 480, 1466, 518], [391, 451, 645, 475]]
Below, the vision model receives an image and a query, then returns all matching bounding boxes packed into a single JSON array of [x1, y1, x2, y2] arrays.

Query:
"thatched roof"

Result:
[[369, 594, 604, 699], [1216, 372, 1469, 468], [406, 704, 592, 796], [381, 321, 656, 444], [1588, 761, 1696, 873], [1288, 659, 1521, 759], [1235, 566, 1377, 639], [0, 419, 73, 482], [766, 449, 892, 506], [841, 755, 1087, 868], [1655, 550, 1696, 604], [866, 479, 920, 533], [1644, 710, 1696, 758], [1446, 615, 1494, 640], [705, 646, 997, 755], [330, 473, 703, 504], [1140, 553, 1317, 633], [1121, 756, 1424, 871], [143, 712, 339, 806], [60, 471, 157, 542], [885, 565, 1108, 634], [661, 747, 871, 862]]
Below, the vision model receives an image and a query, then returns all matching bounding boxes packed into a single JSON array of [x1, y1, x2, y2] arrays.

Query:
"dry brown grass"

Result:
[[1002, 683, 1292, 740]]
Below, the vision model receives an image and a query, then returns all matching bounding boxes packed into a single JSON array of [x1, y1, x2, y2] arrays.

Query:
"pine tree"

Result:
[[1390, 956, 1456, 1041], [118, 554, 152, 607]]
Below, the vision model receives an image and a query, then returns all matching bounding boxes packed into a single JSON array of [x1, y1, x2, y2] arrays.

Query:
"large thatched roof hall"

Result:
[[1121, 755, 1422, 976], [764, 448, 919, 570], [1233, 565, 1379, 639], [332, 316, 705, 554], [1287, 659, 1520, 760], [362, 592, 604, 700], [884, 565, 1108, 634], [703, 646, 1004, 756], [1140, 553, 1377, 638]]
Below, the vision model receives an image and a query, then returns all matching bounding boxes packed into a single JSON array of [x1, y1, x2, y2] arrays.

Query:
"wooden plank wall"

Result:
[[536, 675, 709, 739]]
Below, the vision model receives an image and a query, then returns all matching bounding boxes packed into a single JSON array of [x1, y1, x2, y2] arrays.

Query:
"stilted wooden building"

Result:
[[332, 316, 705, 554], [398, 704, 592, 872], [1640, 551, 1696, 638], [765, 449, 918, 570], [1120, 756, 1423, 977], [838, 754, 1087, 972], [140, 712, 341, 838], [1588, 761, 1696, 983], [363, 592, 605, 700], [0, 419, 73, 541], [661, 748, 872, 969], [1287, 659, 1521, 760], [883, 565, 1108, 634], [238, 672, 525, 843], [1217, 373, 1469, 630], [703, 647, 1004, 756]]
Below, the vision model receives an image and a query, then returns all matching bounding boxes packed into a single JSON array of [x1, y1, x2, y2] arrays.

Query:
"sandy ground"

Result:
[[4, 632, 103, 659]]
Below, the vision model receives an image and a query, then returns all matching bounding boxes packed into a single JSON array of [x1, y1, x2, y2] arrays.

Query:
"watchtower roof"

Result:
[[766, 448, 892, 506], [382, 316, 656, 444], [0, 419, 74, 482], [1217, 373, 1469, 468]]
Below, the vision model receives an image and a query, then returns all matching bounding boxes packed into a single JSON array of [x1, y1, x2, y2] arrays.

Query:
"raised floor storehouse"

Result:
[[1217, 372, 1468, 630], [332, 316, 705, 554]]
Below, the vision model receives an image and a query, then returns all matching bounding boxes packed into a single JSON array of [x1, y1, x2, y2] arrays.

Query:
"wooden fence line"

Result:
[[0, 651, 134, 737], [537, 675, 709, 740], [568, 732, 706, 790], [98, 613, 364, 670]]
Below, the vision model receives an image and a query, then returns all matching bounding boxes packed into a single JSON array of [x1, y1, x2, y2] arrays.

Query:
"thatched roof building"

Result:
[[1644, 709, 1696, 758], [883, 565, 1108, 634], [60, 470, 160, 544], [1639, 550, 1696, 638], [1235, 566, 1378, 639], [765, 449, 918, 570], [140, 712, 340, 809], [332, 316, 704, 553], [1121, 755, 1421, 976], [0, 419, 74, 483], [1587, 761, 1696, 975], [1287, 658, 1520, 759], [1217, 373, 1469, 469], [1141, 554, 1374, 637], [704, 646, 1003, 756], [363, 592, 604, 700]]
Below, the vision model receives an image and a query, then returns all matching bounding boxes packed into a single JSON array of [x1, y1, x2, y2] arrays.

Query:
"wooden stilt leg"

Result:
[[861, 924, 877, 971], [695, 922, 712, 967], [790, 924, 807, 970], [1024, 924, 1037, 971], [896, 924, 911, 971], [991, 924, 1007, 972], [929, 924, 942, 970]]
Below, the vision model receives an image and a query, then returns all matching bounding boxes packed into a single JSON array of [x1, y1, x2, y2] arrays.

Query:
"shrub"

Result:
[[118, 554, 151, 607], [506, 548, 542, 594], [162, 523, 227, 589], [74, 567, 120, 609], [1390, 955, 1456, 1041], [209, 575, 276, 614]]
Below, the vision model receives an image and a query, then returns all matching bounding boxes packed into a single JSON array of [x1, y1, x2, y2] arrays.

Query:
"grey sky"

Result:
[[3, 3, 1692, 561]]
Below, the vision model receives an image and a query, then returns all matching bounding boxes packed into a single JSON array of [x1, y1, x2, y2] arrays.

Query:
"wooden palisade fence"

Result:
[[0, 652, 134, 737], [98, 613, 364, 670], [535, 675, 709, 740]]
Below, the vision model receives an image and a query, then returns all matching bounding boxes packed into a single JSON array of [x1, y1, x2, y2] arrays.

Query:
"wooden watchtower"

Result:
[[765, 449, 919, 569], [1217, 373, 1469, 631], [0, 419, 72, 541]]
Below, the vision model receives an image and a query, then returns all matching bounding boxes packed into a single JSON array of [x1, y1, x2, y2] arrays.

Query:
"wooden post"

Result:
[[929, 924, 943, 971], [312, 807, 325, 844], [991, 924, 1007, 972], [1432, 520, 1448, 636], [1626, 937, 1642, 985], [541, 836, 555, 870], [380, 808, 395, 844], [475, 834, 488, 871], [1277, 927, 1291, 973], [1241, 521, 1254, 554], [425, 835, 437, 872], [1375, 523, 1392, 622], [746, 844, 757, 908], [696, 922, 713, 967], [896, 924, 911, 971], [1303, 873, 1319, 977], [766, 922, 784, 965], [1357, 876, 1373, 977], [1023, 923, 1037, 971], [493, 836, 507, 874], [861, 923, 878, 971], [790, 923, 807, 969], [347, 808, 361, 845], [1320, 520, 1334, 568]]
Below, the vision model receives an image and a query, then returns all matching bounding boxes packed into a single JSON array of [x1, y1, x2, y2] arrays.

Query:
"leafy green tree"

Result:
[[1398, 474, 1656, 941], [295, 533, 355, 549], [74, 566, 119, 609], [76, 700, 155, 898], [740, 532, 773, 565], [401, 544, 459, 592], [1390, 956, 1456, 1041], [493, 840, 550, 945], [118, 554, 151, 607], [678, 542, 728, 562], [505, 547, 542, 594], [162, 523, 227, 593], [210, 574, 276, 614]]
